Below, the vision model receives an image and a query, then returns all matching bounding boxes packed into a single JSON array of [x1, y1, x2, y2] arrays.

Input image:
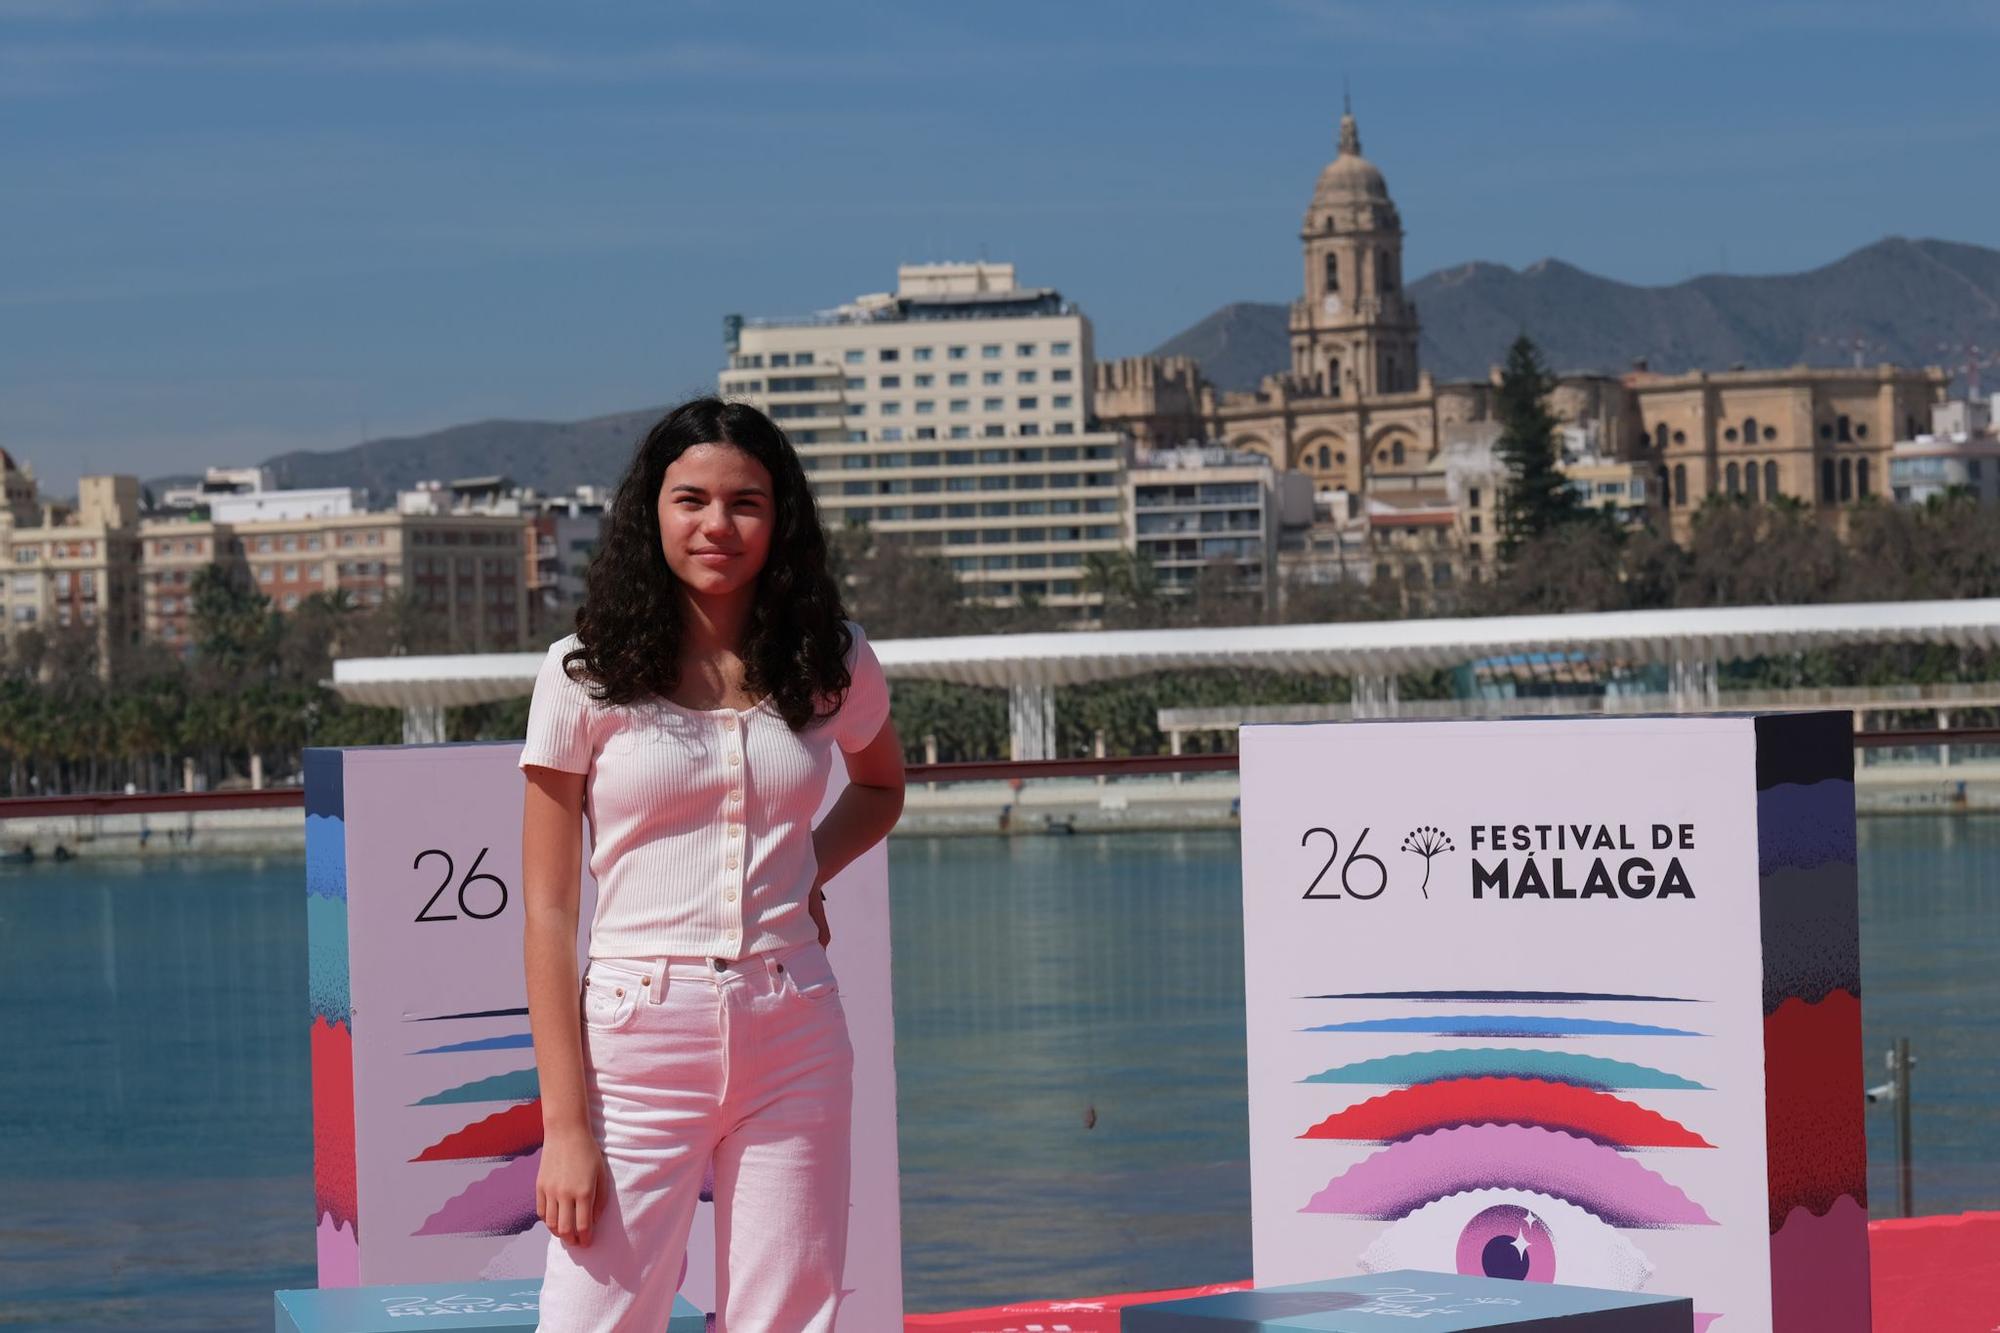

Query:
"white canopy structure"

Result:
[[331, 599, 2000, 754]]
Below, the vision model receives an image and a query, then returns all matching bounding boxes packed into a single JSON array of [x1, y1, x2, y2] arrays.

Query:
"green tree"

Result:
[[1494, 334, 1581, 558]]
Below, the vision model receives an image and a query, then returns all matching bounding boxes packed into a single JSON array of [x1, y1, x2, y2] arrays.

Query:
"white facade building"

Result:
[[1890, 399, 2000, 504], [720, 262, 1126, 616], [1128, 445, 1309, 600], [208, 487, 361, 523]]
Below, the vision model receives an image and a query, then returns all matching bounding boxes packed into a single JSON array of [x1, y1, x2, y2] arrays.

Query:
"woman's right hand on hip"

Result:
[[537, 1125, 607, 1247]]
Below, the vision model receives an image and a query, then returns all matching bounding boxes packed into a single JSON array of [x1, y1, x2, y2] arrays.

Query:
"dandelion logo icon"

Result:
[[1399, 825, 1455, 899]]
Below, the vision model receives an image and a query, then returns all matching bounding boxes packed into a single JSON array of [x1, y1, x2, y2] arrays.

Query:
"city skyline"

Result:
[[6, 0, 1998, 494]]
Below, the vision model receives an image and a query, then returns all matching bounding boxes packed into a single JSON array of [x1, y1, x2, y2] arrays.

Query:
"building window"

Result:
[[1053, 395, 1073, 409], [1323, 252, 1339, 293], [948, 345, 967, 360], [1051, 341, 1072, 356], [1016, 343, 1037, 357], [1743, 416, 1758, 444], [1017, 370, 1038, 384], [915, 401, 935, 414], [879, 348, 899, 362], [982, 371, 1002, 386], [879, 375, 900, 389], [1837, 414, 1852, 442], [913, 347, 933, 362], [1018, 397, 1038, 411], [1857, 457, 1871, 498], [845, 349, 864, 364], [1391, 440, 1405, 465], [1744, 462, 1760, 501], [1820, 459, 1837, 503], [1762, 425, 1777, 442], [983, 398, 1003, 412], [1856, 422, 1869, 440], [1839, 458, 1853, 501], [948, 372, 968, 387], [1724, 428, 1739, 443], [1764, 460, 1780, 497], [1317, 445, 1330, 468], [1672, 464, 1687, 507], [1052, 368, 1073, 383], [1726, 462, 1741, 495], [982, 344, 1001, 359], [770, 353, 791, 367], [950, 400, 969, 413], [914, 374, 934, 388]]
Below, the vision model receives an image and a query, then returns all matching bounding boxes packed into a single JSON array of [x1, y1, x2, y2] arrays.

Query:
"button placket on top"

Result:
[[722, 711, 745, 957]]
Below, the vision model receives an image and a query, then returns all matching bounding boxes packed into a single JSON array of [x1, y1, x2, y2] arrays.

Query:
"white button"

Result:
[[729, 789, 741, 802], [728, 826, 740, 838], [728, 753, 739, 766], [724, 714, 736, 727], [727, 858, 738, 869], [726, 890, 737, 902]]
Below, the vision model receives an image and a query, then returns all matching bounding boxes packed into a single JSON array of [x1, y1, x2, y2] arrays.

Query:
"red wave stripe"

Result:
[[310, 1014, 357, 1235], [412, 1099, 545, 1163], [1299, 1076, 1714, 1148], [1764, 989, 1867, 1232]]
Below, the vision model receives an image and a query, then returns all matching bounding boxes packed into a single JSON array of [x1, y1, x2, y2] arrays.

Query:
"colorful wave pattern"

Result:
[[1292, 983, 1721, 1322], [304, 747, 357, 1284], [1753, 713, 1869, 1331]]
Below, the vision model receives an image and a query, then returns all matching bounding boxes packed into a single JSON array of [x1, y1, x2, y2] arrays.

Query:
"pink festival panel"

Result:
[[304, 741, 904, 1329]]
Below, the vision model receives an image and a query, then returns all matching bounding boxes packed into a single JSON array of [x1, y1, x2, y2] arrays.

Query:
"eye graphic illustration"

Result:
[[1358, 1191, 1655, 1290]]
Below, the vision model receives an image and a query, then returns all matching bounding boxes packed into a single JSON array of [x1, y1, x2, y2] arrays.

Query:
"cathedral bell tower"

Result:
[[1291, 103, 1421, 398]]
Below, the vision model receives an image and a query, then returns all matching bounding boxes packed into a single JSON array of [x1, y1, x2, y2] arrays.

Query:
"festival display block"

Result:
[[304, 741, 904, 1328], [1120, 1271, 1693, 1332], [1238, 714, 1866, 1333], [273, 1280, 703, 1332]]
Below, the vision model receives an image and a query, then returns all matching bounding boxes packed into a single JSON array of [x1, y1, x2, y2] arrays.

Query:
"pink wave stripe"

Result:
[[315, 1213, 359, 1289], [1771, 1194, 1870, 1333], [1299, 1123, 1716, 1228], [415, 1149, 543, 1238]]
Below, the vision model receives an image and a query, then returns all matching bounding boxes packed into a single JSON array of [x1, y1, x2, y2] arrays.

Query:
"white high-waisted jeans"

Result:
[[536, 938, 854, 1332]]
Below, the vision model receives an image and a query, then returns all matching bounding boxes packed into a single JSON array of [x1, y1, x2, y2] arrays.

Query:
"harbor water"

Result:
[[0, 819, 1995, 1330]]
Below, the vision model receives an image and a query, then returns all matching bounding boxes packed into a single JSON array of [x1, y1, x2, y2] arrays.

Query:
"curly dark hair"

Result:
[[564, 397, 854, 731]]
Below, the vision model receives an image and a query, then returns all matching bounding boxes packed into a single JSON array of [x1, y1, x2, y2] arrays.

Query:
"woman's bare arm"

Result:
[[522, 764, 602, 1244], [809, 717, 906, 941]]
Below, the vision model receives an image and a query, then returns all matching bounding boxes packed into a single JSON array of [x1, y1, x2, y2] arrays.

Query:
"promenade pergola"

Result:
[[330, 599, 2000, 756]]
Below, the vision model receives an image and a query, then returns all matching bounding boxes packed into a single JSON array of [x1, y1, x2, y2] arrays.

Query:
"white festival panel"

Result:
[[306, 740, 904, 1329], [1237, 715, 1867, 1333]]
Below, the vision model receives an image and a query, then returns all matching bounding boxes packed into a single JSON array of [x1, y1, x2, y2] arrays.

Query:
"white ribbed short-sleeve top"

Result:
[[518, 619, 891, 960]]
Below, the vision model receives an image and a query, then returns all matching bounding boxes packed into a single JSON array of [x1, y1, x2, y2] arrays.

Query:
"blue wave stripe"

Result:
[[1306, 990, 1695, 1003], [1300, 1048, 1709, 1090], [1303, 1015, 1702, 1038], [414, 1033, 535, 1055]]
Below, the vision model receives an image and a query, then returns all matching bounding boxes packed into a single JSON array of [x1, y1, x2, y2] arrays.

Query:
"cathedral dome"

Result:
[[1311, 109, 1390, 209]]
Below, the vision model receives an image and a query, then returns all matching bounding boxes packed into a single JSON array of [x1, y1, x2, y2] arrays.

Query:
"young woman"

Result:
[[518, 397, 905, 1332]]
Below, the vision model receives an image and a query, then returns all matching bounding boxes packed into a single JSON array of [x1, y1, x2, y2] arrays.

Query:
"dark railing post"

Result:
[[1894, 1038, 1914, 1218]]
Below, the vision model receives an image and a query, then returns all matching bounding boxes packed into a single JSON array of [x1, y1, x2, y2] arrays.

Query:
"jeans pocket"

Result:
[[783, 946, 841, 1003], [580, 962, 650, 1032]]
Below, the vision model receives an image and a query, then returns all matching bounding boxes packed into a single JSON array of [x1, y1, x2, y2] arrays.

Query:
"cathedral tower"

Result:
[[1291, 104, 1421, 398]]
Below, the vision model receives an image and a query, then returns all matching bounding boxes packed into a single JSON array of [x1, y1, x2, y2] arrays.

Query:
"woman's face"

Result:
[[657, 442, 776, 600]]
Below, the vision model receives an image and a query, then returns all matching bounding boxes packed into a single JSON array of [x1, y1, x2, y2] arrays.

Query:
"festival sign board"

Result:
[[1238, 714, 1866, 1333], [305, 741, 904, 1329]]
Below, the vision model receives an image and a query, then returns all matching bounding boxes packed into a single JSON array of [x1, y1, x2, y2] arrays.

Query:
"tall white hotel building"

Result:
[[719, 262, 1127, 618]]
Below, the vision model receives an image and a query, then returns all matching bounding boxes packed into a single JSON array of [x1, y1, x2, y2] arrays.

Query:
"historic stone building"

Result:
[[1094, 105, 1949, 551]]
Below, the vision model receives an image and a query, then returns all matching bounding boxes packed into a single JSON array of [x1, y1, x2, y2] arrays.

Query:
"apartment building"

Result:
[[1127, 445, 1310, 601], [141, 504, 533, 652], [0, 468, 145, 665], [720, 262, 1127, 616]]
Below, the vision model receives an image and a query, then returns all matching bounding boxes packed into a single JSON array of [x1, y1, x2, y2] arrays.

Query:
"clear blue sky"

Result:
[[6, 0, 1996, 495]]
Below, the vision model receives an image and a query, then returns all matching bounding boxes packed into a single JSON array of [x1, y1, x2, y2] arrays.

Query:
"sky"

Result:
[[5, 0, 1997, 495]]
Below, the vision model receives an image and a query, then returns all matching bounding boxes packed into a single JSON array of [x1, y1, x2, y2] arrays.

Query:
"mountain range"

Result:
[[146, 237, 2000, 499], [1152, 236, 2000, 392]]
